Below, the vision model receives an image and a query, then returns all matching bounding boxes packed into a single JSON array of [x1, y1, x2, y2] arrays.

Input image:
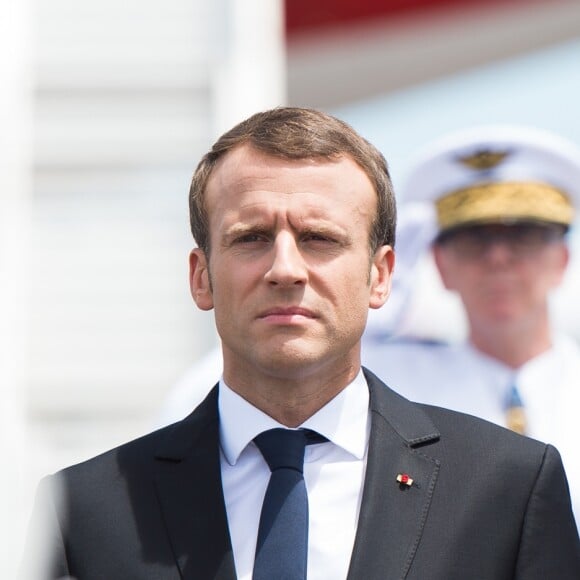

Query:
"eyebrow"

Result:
[[222, 220, 350, 244], [299, 223, 351, 241], [221, 223, 271, 244]]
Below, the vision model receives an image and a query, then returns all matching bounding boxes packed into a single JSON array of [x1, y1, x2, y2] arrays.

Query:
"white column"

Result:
[[0, 0, 33, 575], [211, 0, 287, 139]]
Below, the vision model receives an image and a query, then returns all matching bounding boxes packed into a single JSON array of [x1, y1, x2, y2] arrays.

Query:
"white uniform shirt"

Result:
[[362, 333, 580, 523], [219, 371, 370, 580]]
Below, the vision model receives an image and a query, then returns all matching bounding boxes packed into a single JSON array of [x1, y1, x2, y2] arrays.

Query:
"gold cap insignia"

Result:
[[456, 149, 511, 171], [436, 181, 574, 232]]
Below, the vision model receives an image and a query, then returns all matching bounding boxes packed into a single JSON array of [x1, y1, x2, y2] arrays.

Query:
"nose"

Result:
[[481, 239, 515, 263], [264, 232, 308, 287]]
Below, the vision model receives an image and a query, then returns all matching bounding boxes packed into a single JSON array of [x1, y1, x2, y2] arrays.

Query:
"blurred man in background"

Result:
[[363, 125, 580, 522]]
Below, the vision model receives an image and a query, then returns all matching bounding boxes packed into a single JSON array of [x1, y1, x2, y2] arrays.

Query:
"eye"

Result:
[[232, 231, 270, 246], [302, 231, 337, 243]]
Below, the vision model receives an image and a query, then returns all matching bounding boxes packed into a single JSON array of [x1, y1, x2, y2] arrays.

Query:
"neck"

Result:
[[468, 311, 553, 369], [222, 356, 361, 427]]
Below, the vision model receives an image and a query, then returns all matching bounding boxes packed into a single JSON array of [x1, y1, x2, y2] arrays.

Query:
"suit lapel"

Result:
[[153, 387, 237, 580], [347, 369, 441, 580]]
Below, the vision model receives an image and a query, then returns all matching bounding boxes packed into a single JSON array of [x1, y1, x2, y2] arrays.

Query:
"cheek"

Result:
[[544, 253, 568, 287], [443, 264, 479, 294], [334, 267, 374, 312], [211, 261, 265, 309], [521, 254, 563, 290]]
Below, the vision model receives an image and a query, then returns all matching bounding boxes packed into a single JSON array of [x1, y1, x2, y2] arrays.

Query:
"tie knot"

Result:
[[254, 428, 309, 473]]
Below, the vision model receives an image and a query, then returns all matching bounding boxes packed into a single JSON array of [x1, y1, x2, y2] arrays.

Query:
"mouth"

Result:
[[258, 306, 317, 323], [483, 280, 515, 294]]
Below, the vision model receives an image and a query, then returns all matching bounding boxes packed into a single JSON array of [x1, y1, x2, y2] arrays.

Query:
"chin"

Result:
[[258, 346, 330, 376], [486, 309, 522, 324]]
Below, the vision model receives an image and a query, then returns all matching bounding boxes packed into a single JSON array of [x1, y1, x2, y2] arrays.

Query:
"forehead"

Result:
[[204, 144, 376, 218]]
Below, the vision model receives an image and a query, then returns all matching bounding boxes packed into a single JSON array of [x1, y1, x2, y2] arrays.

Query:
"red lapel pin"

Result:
[[396, 473, 414, 487]]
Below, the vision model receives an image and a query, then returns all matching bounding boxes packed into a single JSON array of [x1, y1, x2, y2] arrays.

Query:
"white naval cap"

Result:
[[400, 125, 580, 234]]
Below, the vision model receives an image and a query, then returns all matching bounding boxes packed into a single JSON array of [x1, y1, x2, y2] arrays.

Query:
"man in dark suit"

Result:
[[26, 107, 579, 579]]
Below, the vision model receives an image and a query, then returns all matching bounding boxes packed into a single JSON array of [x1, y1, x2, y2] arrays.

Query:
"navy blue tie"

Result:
[[253, 428, 318, 580]]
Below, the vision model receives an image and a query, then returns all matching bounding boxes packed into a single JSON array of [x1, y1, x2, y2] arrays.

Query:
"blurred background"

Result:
[[2, 0, 580, 574]]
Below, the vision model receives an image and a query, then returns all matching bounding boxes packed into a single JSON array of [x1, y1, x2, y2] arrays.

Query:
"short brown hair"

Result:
[[189, 107, 396, 255]]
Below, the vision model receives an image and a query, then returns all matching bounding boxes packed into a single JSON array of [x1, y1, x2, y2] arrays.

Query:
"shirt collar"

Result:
[[218, 369, 370, 466]]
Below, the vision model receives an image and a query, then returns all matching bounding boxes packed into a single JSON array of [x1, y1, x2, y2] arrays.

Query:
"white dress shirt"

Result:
[[219, 371, 370, 580]]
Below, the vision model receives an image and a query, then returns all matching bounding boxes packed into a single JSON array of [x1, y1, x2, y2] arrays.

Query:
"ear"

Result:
[[432, 244, 456, 291], [189, 248, 214, 311], [550, 242, 570, 287], [369, 245, 395, 309]]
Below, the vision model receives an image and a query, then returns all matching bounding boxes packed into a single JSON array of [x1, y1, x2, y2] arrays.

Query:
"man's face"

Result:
[[433, 223, 569, 328], [189, 144, 394, 384]]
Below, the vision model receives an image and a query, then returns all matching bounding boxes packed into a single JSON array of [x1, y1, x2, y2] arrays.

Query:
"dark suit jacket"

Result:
[[27, 369, 580, 579]]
